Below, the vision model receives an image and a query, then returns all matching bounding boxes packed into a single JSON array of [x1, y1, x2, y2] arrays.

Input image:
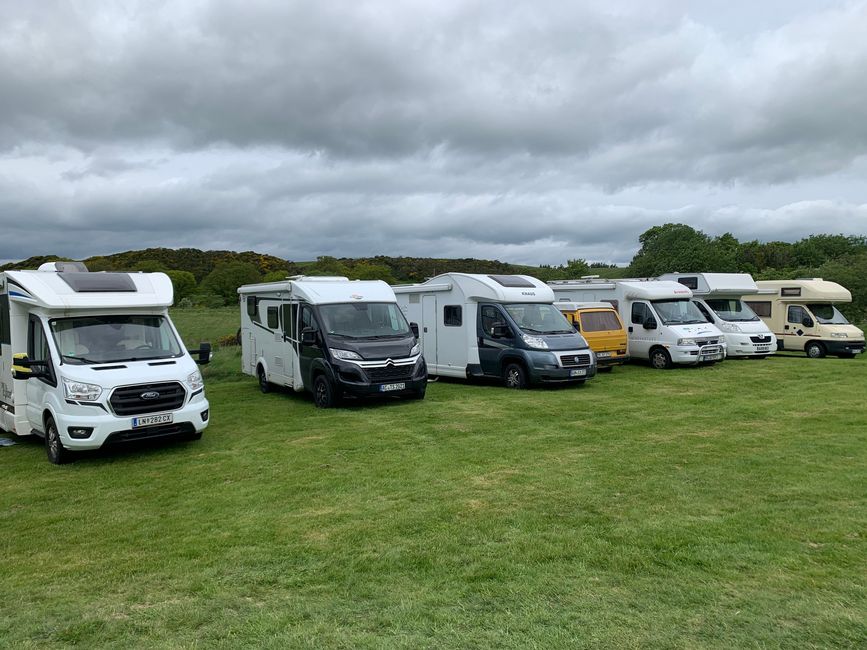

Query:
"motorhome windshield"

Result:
[[704, 298, 759, 322], [319, 302, 412, 339], [651, 299, 709, 325], [806, 303, 850, 324], [50, 315, 183, 364], [503, 303, 574, 334]]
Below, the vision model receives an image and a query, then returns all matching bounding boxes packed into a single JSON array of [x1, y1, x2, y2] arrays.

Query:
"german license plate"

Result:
[[569, 368, 587, 377], [380, 383, 406, 392], [132, 413, 173, 428], [595, 351, 612, 358]]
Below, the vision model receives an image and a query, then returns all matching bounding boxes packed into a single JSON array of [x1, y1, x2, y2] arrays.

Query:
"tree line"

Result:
[[2, 226, 864, 318]]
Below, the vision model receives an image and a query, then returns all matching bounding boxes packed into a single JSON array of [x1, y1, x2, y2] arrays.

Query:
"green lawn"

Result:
[[1, 308, 865, 648]]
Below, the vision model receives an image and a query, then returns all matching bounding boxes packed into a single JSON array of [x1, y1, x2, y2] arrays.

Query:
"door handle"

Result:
[[423, 326, 428, 333], [628, 326, 633, 333]]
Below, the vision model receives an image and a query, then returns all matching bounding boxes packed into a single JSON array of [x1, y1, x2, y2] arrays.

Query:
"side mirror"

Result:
[[643, 317, 657, 330], [300, 327, 317, 346], [492, 323, 511, 338], [572, 320, 581, 332], [802, 316, 814, 328], [189, 342, 212, 365], [11, 353, 49, 380], [410, 322, 419, 339]]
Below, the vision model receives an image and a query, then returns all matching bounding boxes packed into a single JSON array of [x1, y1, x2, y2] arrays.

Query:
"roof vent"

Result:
[[58, 272, 137, 293], [38, 261, 89, 273]]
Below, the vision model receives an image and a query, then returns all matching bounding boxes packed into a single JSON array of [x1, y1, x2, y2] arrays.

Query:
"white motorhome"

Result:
[[658, 273, 776, 357], [549, 278, 725, 369], [745, 279, 865, 358], [238, 276, 427, 407], [393, 273, 596, 388], [0, 262, 211, 464]]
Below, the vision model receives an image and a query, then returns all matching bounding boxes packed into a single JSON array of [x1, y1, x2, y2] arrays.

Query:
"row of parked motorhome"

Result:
[[1, 263, 864, 464]]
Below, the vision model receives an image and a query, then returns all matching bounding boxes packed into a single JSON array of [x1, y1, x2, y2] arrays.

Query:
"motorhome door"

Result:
[[421, 295, 438, 367], [25, 316, 56, 434]]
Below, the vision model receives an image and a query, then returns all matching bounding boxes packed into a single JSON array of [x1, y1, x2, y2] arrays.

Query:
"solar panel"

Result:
[[487, 275, 535, 288]]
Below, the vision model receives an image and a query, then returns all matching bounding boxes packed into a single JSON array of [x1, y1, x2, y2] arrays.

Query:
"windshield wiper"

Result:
[[62, 355, 98, 364], [521, 327, 544, 334]]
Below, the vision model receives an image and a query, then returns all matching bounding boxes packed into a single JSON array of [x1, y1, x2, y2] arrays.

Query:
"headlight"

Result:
[[718, 322, 741, 333], [187, 370, 204, 391], [410, 343, 420, 356], [677, 338, 696, 346], [63, 379, 102, 401], [521, 334, 549, 350], [830, 332, 847, 338], [330, 348, 363, 361]]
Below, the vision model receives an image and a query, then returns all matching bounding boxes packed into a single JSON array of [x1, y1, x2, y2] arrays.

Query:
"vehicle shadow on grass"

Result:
[[13, 430, 201, 466]]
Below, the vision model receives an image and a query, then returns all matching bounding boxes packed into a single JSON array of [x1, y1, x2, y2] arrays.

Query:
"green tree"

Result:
[[166, 270, 197, 301], [200, 262, 262, 304], [131, 260, 169, 273], [629, 224, 718, 276], [306, 256, 349, 276], [263, 270, 289, 283], [348, 262, 397, 284]]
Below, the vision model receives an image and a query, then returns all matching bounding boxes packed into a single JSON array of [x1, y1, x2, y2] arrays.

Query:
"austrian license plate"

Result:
[[595, 351, 612, 358], [379, 383, 406, 392], [132, 413, 173, 428], [569, 368, 587, 377]]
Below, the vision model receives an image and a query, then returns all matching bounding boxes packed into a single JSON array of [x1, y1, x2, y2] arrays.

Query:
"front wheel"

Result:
[[650, 348, 673, 370], [313, 375, 339, 408], [45, 416, 71, 465], [805, 342, 826, 359], [503, 362, 528, 389]]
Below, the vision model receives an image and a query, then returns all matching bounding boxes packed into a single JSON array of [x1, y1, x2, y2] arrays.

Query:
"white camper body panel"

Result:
[[549, 278, 726, 367], [0, 268, 209, 454], [658, 273, 776, 357]]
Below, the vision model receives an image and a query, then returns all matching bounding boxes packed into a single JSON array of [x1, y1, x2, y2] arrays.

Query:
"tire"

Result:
[[650, 348, 673, 370], [805, 342, 826, 359], [44, 416, 71, 465], [257, 365, 271, 393], [313, 374, 339, 408], [409, 383, 427, 400], [837, 353, 855, 359], [599, 366, 614, 373], [187, 431, 203, 441], [503, 362, 528, 389]]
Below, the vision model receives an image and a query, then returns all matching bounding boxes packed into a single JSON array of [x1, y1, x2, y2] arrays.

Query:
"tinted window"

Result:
[[267, 306, 279, 329], [444, 305, 462, 326], [693, 301, 713, 322], [677, 277, 699, 290], [282, 303, 298, 339], [480, 305, 504, 336], [246, 296, 260, 323], [0, 294, 9, 345], [746, 300, 771, 317], [301, 305, 317, 331], [631, 302, 648, 325], [580, 310, 622, 332], [787, 305, 806, 324]]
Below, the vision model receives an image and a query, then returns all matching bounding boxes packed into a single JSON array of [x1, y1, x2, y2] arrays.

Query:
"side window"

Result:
[[631, 302, 647, 325], [0, 293, 9, 345], [747, 301, 771, 317], [246, 296, 261, 323], [444, 305, 462, 327], [694, 301, 713, 322], [301, 305, 318, 331], [480, 305, 502, 336], [787, 306, 805, 324], [282, 303, 298, 339], [28, 318, 55, 384], [267, 306, 279, 330]]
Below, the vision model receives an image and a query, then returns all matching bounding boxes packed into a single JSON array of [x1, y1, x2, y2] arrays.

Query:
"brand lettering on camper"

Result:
[[351, 294, 363, 300], [140, 391, 161, 400], [521, 291, 536, 296]]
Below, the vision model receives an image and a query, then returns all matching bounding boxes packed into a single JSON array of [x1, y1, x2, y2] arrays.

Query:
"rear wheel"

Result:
[[44, 416, 71, 465], [257, 365, 271, 393], [599, 366, 614, 373], [313, 375, 339, 408], [650, 348, 673, 370], [805, 342, 826, 359], [503, 362, 528, 389]]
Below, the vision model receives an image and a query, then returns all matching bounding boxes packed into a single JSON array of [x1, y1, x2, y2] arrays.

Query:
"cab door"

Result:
[[25, 316, 57, 434], [627, 301, 657, 359], [477, 304, 514, 376], [784, 305, 814, 351], [298, 304, 323, 388]]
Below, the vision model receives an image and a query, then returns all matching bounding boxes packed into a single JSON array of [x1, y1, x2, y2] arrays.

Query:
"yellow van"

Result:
[[555, 301, 628, 370]]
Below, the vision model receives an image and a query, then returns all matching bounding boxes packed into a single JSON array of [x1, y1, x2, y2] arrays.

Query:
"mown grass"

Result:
[[1, 308, 864, 648]]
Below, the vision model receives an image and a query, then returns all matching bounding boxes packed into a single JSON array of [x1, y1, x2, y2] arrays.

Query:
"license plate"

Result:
[[132, 413, 173, 428], [704, 353, 723, 361], [595, 351, 612, 358], [379, 383, 406, 392], [569, 368, 587, 377], [855, 349, 864, 354]]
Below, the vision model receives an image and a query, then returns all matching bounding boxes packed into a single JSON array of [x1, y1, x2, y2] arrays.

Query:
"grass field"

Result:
[[1, 308, 865, 648]]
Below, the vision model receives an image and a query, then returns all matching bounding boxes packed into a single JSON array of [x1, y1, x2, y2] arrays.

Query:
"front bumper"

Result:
[[822, 339, 866, 355], [56, 393, 210, 450], [527, 349, 597, 383], [593, 351, 629, 367], [333, 357, 428, 397], [724, 333, 776, 357], [669, 344, 725, 366]]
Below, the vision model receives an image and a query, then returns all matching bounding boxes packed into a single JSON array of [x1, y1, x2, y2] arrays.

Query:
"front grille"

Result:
[[365, 365, 415, 382], [109, 382, 186, 416], [750, 335, 771, 343], [695, 338, 720, 346], [105, 422, 195, 445], [559, 353, 592, 367], [699, 345, 723, 356]]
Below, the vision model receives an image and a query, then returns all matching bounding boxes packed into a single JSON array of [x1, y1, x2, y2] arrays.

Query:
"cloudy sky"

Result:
[[2, 0, 866, 266]]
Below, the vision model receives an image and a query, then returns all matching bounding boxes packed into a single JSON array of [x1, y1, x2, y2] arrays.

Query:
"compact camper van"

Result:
[[393, 273, 596, 388], [0, 262, 211, 464], [238, 276, 427, 407], [549, 278, 725, 369], [659, 273, 776, 357], [745, 279, 865, 358], [554, 301, 628, 369]]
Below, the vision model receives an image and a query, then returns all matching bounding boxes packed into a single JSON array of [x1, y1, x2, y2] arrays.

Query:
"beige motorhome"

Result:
[[745, 279, 865, 358]]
